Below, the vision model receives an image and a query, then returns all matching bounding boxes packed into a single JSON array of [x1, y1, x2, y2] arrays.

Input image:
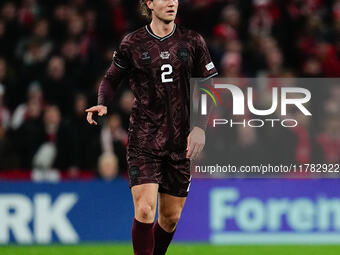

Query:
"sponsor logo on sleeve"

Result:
[[206, 62, 215, 71]]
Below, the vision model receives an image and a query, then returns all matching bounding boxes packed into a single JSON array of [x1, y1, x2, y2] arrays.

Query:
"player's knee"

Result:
[[161, 212, 181, 231], [167, 214, 180, 230], [136, 203, 155, 222]]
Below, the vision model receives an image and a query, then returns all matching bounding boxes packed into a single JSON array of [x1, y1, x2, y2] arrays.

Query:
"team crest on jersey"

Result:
[[160, 51, 170, 60], [140, 51, 151, 65], [177, 48, 189, 61]]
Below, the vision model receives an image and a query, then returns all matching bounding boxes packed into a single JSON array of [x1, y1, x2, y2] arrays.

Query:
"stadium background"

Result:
[[0, 0, 339, 254]]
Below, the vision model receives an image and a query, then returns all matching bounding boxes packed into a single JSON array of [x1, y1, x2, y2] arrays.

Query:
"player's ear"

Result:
[[146, 0, 153, 11]]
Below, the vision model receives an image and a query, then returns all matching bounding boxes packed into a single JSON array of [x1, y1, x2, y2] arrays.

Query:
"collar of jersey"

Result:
[[145, 24, 176, 41]]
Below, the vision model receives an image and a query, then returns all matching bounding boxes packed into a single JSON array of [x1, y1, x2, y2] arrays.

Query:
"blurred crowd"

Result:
[[0, 0, 339, 181]]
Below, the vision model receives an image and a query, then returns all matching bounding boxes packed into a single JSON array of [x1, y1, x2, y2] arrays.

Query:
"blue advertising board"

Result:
[[1, 178, 340, 244], [0, 179, 134, 244], [175, 179, 340, 244]]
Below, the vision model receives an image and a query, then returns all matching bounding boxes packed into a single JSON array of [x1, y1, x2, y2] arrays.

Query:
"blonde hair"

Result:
[[139, 0, 152, 20]]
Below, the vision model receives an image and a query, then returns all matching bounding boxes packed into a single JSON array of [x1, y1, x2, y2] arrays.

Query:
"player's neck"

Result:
[[149, 19, 175, 38]]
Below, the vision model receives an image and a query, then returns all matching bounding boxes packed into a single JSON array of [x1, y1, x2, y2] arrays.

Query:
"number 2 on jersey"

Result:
[[161, 64, 173, 83]]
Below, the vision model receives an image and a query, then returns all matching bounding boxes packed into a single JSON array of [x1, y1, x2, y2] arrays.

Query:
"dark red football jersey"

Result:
[[98, 24, 217, 153]]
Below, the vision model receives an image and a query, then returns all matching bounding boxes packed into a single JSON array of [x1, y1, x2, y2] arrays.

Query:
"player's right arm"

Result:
[[86, 36, 131, 125], [187, 32, 218, 159]]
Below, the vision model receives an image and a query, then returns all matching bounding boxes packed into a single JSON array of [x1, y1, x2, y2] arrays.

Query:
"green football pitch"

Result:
[[1, 244, 340, 255]]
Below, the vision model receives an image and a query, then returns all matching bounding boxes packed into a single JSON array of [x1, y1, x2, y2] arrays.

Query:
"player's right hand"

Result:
[[85, 105, 107, 125]]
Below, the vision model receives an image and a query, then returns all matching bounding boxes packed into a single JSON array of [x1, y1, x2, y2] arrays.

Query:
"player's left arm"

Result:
[[187, 33, 218, 160]]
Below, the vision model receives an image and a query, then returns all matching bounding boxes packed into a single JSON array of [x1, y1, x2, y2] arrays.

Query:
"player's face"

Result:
[[149, 0, 178, 23]]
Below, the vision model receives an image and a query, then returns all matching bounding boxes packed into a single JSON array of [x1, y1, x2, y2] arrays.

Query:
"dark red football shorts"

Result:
[[127, 145, 191, 197]]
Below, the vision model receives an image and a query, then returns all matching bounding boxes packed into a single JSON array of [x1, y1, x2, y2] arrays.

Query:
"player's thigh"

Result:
[[159, 152, 191, 197], [127, 145, 163, 188], [132, 183, 159, 216], [158, 192, 187, 220]]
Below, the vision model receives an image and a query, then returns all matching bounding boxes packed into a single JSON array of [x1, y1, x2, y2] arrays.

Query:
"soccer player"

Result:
[[86, 0, 217, 254]]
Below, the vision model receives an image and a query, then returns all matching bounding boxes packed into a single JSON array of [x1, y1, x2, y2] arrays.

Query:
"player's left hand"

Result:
[[186, 126, 205, 160]]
